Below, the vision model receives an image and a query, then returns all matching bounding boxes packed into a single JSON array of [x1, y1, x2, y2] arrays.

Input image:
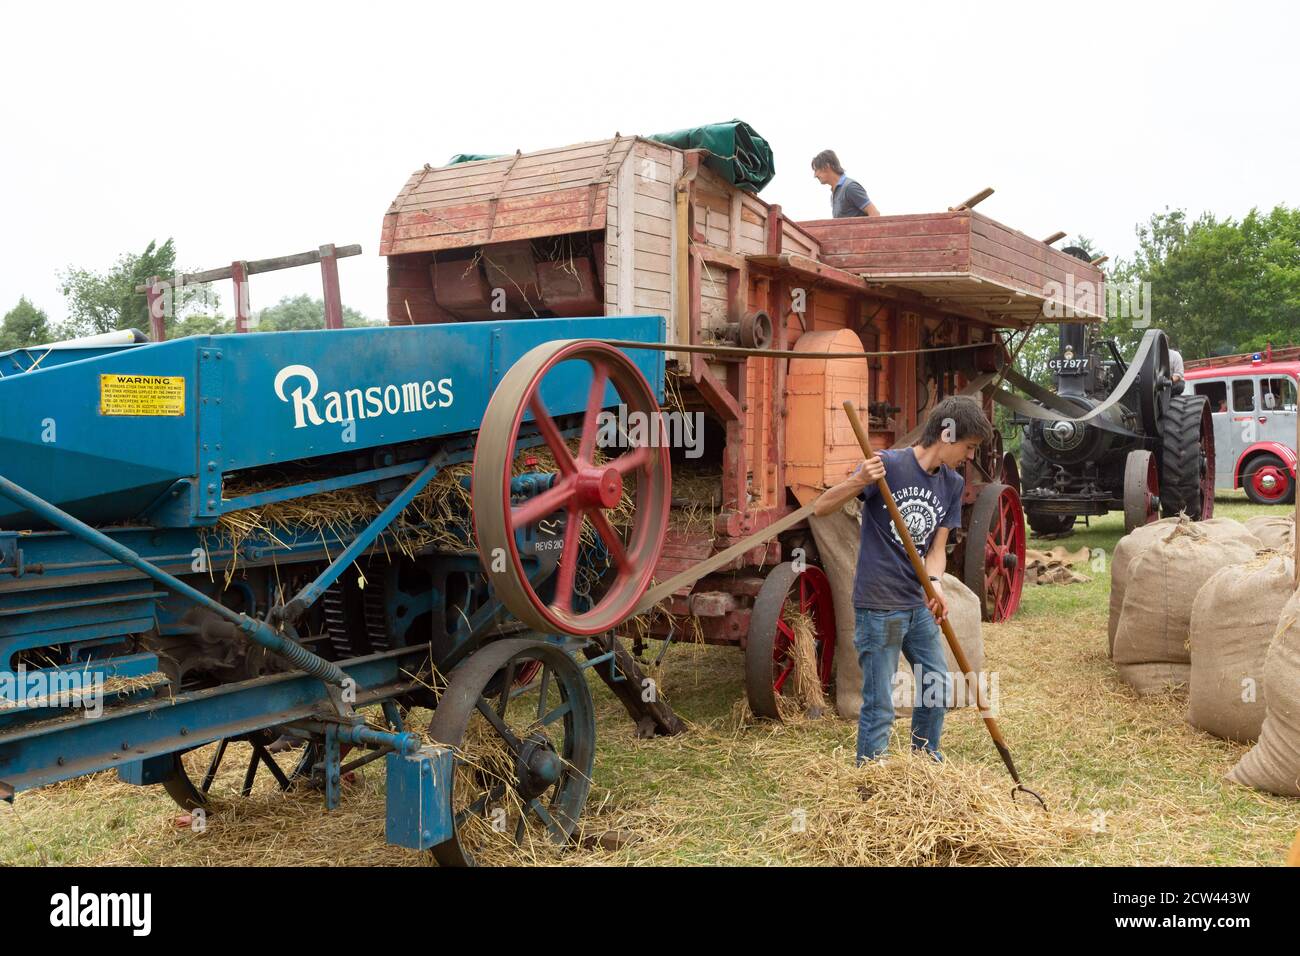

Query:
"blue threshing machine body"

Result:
[[0, 315, 664, 855]]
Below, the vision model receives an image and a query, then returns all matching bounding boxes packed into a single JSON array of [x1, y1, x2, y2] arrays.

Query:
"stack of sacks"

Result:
[[1108, 517, 1260, 659], [1187, 551, 1296, 742], [1112, 518, 1258, 694], [1229, 588, 1300, 798], [893, 573, 984, 719], [1025, 545, 1092, 586], [1244, 514, 1295, 555]]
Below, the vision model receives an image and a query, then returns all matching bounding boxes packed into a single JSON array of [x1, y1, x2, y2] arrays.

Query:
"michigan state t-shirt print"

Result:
[[852, 448, 965, 610]]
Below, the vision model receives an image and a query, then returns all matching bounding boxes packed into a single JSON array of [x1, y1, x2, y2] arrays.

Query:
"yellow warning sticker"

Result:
[[99, 375, 186, 417]]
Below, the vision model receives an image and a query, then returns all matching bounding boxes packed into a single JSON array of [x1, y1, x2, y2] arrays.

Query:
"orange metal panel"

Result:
[[784, 328, 870, 506]]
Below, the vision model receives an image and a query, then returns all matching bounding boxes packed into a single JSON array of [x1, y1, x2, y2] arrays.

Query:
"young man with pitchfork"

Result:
[[814, 396, 993, 764]]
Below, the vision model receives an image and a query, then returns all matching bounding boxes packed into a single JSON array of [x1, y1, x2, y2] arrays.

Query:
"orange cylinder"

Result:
[[784, 328, 871, 506]]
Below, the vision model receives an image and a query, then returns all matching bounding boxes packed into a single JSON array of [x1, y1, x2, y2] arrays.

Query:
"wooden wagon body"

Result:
[[379, 135, 1105, 691]]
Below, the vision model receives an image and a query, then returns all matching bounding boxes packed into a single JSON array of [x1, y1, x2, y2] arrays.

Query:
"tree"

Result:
[[0, 297, 51, 350], [1107, 205, 1300, 359], [58, 239, 217, 338], [250, 295, 377, 331]]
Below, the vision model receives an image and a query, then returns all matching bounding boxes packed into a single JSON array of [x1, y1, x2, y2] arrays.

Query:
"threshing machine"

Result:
[[0, 315, 677, 864]]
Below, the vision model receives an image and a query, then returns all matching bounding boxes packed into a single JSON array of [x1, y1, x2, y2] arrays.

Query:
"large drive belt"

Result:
[[981, 329, 1166, 439]]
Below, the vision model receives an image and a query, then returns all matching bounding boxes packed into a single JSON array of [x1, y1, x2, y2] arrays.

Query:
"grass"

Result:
[[1, 492, 1296, 866]]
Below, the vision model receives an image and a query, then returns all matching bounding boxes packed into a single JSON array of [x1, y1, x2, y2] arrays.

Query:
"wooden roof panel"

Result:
[[381, 138, 636, 256]]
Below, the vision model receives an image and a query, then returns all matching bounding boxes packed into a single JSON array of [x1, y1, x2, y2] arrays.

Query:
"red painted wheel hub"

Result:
[[1252, 464, 1288, 502]]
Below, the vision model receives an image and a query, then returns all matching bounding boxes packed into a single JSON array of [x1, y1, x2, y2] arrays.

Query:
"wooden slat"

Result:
[[390, 186, 607, 244], [634, 271, 673, 294], [823, 250, 968, 272], [816, 233, 969, 255], [387, 215, 597, 255], [634, 193, 673, 221], [616, 152, 636, 314]]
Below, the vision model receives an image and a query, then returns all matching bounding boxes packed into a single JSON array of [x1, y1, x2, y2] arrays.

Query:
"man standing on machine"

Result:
[[814, 396, 993, 763], [811, 149, 881, 218]]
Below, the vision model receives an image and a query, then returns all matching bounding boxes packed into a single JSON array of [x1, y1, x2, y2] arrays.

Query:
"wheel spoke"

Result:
[[240, 749, 259, 797], [549, 508, 584, 613], [475, 696, 522, 749], [536, 666, 552, 722], [201, 738, 228, 793], [588, 509, 630, 571], [455, 784, 507, 827], [609, 445, 651, 476], [539, 700, 572, 726], [577, 363, 610, 463], [773, 659, 795, 693], [526, 393, 578, 477], [527, 798, 568, 841], [497, 663, 516, 718], [254, 742, 293, 791], [511, 476, 576, 529]]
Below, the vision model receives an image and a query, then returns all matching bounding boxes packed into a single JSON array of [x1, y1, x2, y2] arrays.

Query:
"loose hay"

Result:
[[213, 438, 638, 587], [668, 466, 722, 535], [779, 605, 828, 718], [579, 702, 1085, 867], [760, 747, 1083, 866]]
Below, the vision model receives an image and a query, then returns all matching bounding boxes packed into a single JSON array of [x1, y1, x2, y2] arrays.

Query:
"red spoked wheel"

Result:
[[1197, 400, 1217, 517], [1123, 449, 1160, 533], [963, 482, 1026, 622], [1244, 453, 1294, 505], [473, 340, 671, 636], [745, 562, 837, 720]]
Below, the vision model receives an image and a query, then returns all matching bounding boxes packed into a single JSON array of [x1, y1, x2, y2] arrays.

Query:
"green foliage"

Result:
[[250, 294, 377, 332], [171, 314, 234, 337], [0, 297, 51, 350], [58, 239, 218, 338], [1107, 205, 1300, 358]]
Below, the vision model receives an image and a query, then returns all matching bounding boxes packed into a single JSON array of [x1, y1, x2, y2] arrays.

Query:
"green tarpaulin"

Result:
[[648, 120, 775, 193], [446, 153, 506, 165], [444, 120, 776, 191]]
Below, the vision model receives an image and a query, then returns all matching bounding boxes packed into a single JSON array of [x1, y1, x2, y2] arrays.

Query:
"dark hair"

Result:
[[811, 149, 844, 174], [919, 396, 994, 447]]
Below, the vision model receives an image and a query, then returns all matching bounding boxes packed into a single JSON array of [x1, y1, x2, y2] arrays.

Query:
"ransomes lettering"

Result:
[[273, 364, 454, 428]]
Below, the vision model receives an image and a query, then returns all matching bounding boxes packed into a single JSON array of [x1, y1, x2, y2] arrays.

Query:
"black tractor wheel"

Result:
[[1017, 434, 1051, 490], [1159, 394, 1214, 519], [1026, 511, 1076, 536], [1018, 438, 1076, 535]]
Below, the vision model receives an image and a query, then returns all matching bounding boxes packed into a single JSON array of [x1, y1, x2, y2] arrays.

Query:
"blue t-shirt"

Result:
[[852, 448, 964, 609], [832, 174, 871, 218]]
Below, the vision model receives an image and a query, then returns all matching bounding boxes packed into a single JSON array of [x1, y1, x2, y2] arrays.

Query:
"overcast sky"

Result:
[[2, 1, 1295, 329]]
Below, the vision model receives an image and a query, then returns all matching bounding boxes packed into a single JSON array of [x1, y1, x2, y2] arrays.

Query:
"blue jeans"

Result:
[[853, 606, 951, 763]]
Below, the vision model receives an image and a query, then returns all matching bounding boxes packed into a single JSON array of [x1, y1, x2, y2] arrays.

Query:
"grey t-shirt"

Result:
[[852, 448, 964, 609], [832, 176, 871, 218]]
